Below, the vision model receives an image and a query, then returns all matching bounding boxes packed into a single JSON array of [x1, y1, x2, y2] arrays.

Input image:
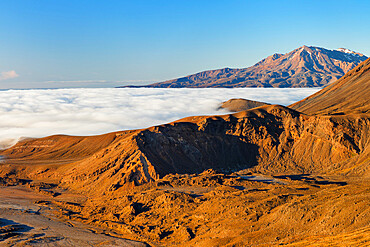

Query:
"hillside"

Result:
[[218, 98, 269, 112], [123, 46, 367, 88], [290, 57, 370, 115]]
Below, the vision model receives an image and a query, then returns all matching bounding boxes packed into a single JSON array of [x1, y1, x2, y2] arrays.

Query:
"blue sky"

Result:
[[1, 0, 369, 89]]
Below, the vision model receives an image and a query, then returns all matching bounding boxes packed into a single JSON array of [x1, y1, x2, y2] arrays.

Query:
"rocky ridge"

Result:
[[123, 46, 367, 88], [1, 104, 369, 196]]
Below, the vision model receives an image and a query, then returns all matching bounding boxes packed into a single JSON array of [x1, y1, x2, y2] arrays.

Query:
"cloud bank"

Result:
[[0, 70, 19, 81], [0, 87, 320, 148], [46, 79, 156, 86]]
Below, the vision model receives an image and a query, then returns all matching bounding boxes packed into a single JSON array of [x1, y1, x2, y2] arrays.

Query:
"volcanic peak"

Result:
[[126, 45, 367, 88]]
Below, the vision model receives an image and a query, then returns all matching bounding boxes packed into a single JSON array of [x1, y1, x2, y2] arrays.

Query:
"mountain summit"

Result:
[[127, 46, 367, 88]]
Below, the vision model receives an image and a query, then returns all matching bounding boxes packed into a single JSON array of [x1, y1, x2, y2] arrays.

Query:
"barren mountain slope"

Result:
[[290, 57, 370, 115], [125, 46, 367, 88]]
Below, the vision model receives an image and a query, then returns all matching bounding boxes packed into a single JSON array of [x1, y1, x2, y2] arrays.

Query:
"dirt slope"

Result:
[[290, 57, 370, 115]]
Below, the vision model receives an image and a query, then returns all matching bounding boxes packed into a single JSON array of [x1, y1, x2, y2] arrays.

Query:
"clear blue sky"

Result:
[[1, 0, 369, 89]]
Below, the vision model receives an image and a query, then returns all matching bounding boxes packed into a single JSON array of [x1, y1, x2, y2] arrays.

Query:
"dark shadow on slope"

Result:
[[273, 174, 347, 186], [0, 218, 34, 241], [137, 121, 259, 177]]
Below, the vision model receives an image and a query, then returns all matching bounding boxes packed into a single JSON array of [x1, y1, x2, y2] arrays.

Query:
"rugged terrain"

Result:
[[0, 184, 147, 246], [123, 46, 367, 88], [1, 171, 368, 247], [0, 58, 370, 246]]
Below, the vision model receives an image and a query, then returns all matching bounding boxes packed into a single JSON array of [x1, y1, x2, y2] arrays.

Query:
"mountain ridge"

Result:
[[121, 46, 367, 88]]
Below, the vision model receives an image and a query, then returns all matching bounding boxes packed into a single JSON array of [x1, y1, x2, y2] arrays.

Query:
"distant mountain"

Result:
[[123, 46, 367, 88]]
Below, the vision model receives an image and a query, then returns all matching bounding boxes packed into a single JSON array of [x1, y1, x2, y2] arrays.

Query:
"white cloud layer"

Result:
[[0, 70, 19, 81], [0, 87, 320, 148]]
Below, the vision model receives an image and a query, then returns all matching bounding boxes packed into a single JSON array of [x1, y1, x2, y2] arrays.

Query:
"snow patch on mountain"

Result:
[[335, 48, 364, 57]]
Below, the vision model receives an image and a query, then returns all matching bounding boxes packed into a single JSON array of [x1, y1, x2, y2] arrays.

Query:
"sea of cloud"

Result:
[[0, 87, 320, 148]]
